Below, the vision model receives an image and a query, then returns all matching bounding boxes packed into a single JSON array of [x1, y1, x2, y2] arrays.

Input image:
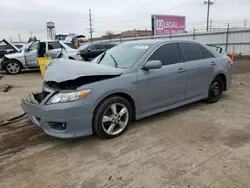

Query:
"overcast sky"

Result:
[[1, 0, 250, 42]]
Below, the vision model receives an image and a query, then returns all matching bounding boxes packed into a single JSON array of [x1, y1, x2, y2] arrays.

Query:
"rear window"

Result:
[[201, 46, 214, 59]]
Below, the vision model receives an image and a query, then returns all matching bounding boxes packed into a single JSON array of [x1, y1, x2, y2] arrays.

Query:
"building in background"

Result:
[[91, 29, 152, 42], [120, 29, 152, 38]]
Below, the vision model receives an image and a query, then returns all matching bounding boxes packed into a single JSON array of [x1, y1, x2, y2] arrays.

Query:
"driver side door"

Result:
[[137, 43, 187, 113], [25, 41, 40, 67]]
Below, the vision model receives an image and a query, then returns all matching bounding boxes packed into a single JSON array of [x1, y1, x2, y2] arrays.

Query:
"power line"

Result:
[[204, 0, 214, 31], [89, 9, 94, 42], [18, 34, 21, 42]]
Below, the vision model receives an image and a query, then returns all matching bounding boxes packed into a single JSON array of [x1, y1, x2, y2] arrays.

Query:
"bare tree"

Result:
[[105, 31, 114, 40], [28, 37, 33, 43]]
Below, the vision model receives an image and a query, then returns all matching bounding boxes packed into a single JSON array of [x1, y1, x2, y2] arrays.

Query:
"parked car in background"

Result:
[[0, 40, 82, 74], [79, 41, 116, 61], [0, 39, 20, 59], [22, 39, 232, 139], [14, 43, 25, 50]]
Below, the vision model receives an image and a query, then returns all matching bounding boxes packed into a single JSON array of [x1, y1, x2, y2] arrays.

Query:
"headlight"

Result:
[[47, 89, 91, 104]]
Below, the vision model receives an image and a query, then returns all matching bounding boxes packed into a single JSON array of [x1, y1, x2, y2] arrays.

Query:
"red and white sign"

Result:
[[153, 15, 185, 36]]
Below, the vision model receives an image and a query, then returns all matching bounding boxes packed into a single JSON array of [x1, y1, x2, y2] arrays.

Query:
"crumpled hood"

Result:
[[44, 58, 123, 82]]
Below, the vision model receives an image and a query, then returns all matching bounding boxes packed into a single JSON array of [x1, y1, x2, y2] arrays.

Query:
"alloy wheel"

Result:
[[102, 103, 129, 135], [6, 62, 20, 74]]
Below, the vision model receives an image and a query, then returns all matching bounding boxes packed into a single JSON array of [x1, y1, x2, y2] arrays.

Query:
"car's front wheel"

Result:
[[207, 77, 223, 103], [5, 60, 22, 75], [93, 96, 132, 139]]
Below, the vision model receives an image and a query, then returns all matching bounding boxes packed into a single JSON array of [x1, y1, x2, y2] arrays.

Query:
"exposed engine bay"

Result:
[[44, 75, 119, 90]]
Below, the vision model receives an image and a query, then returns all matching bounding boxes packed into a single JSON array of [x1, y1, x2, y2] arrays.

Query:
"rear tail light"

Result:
[[229, 59, 233, 66], [76, 51, 80, 56]]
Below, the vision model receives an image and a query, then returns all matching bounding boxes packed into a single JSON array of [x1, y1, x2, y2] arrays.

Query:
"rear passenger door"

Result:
[[47, 41, 62, 58], [181, 42, 216, 100], [137, 43, 186, 113]]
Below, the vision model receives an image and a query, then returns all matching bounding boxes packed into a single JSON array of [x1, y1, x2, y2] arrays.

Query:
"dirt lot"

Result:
[[1, 61, 250, 188]]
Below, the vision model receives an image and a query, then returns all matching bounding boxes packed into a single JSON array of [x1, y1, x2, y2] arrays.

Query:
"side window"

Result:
[[201, 46, 214, 59], [148, 43, 181, 66], [28, 41, 39, 51], [95, 44, 105, 50], [48, 41, 61, 50], [182, 43, 204, 61], [105, 44, 115, 49], [88, 45, 96, 50]]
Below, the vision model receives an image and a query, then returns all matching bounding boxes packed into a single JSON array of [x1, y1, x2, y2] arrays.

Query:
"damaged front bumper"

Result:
[[21, 90, 93, 139]]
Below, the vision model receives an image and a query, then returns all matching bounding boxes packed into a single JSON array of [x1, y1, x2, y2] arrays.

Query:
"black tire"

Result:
[[207, 77, 223, 103], [5, 60, 22, 75], [93, 96, 132, 139]]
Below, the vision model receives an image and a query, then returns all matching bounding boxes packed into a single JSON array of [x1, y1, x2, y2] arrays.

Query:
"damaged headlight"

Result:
[[47, 89, 91, 104]]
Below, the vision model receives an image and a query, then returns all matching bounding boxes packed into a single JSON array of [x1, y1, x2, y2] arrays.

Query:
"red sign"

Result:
[[153, 15, 185, 36]]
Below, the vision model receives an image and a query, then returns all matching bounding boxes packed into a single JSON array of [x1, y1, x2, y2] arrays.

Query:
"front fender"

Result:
[[1, 56, 25, 69], [78, 74, 139, 114]]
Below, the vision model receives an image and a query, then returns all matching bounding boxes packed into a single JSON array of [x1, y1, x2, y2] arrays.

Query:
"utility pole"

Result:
[[210, 19, 212, 31], [18, 34, 21, 42], [9, 36, 12, 42], [204, 0, 214, 31], [244, 20, 247, 28], [30, 30, 33, 38], [89, 9, 93, 42]]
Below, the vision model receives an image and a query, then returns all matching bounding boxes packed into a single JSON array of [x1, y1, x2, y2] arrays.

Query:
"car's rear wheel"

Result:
[[207, 77, 223, 103], [93, 96, 132, 139], [5, 60, 22, 75]]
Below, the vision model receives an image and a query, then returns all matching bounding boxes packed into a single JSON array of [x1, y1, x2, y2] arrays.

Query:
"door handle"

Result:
[[211, 61, 216, 66], [177, 68, 185, 73]]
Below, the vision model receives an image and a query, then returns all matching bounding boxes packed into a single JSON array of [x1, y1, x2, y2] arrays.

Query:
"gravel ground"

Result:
[[0, 61, 250, 188]]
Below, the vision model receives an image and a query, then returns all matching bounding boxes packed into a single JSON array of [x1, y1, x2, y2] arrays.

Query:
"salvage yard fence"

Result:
[[97, 28, 250, 55]]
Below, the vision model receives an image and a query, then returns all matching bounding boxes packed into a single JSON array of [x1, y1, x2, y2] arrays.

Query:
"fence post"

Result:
[[225, 23, 230, 53], [193, 27, 195, 40]]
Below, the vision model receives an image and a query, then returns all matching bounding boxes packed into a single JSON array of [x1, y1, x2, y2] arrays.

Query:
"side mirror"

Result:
[[24, 48, 28, 52], [87, 48, 91, 52], [143, 60, 162, 70]]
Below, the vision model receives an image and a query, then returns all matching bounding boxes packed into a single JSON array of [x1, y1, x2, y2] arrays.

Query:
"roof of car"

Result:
[[124, 39, 200, 45]]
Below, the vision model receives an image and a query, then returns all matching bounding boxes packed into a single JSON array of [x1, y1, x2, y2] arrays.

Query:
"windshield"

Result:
[[92, 43, 152, 69]]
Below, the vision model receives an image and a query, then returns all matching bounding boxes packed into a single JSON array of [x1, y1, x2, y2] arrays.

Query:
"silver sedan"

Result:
[[22, 39, 233, 139]]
